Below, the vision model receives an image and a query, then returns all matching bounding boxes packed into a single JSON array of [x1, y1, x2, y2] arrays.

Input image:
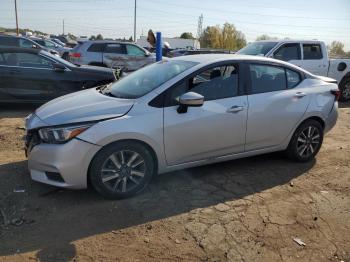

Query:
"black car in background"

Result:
[[0, 35, 59, 56], [0, 48, 116, 103]]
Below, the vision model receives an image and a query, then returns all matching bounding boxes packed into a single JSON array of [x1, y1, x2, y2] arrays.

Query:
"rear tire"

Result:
[[89, 141, 155, 199], [286, 120, 323, 162], [339, 77, 350, 102]]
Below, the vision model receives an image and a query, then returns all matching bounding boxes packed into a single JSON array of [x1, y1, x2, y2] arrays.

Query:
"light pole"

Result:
[[133, 0, 136, 42], [14, 0, 19, 35]]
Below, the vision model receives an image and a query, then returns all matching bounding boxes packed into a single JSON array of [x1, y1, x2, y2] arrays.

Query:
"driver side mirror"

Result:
[[52, 63, 66, 72], [177, 92, 204, 114]]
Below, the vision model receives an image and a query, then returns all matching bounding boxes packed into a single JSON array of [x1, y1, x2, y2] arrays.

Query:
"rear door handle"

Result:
[[227, 105, 244, 113], [294, 92, 306, 98]]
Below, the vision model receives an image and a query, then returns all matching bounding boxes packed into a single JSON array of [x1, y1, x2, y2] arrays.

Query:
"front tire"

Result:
[[89, 141, 155, 199], [286, 120, 323, 162]]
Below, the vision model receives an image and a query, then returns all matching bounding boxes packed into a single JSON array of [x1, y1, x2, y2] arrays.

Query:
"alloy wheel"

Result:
[[342, 81, 350, 100], [100, 150, 146, 193], [296, 126, 321, 158]]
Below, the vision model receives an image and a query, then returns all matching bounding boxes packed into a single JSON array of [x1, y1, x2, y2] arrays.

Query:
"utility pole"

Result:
[[63, 19, 65, 35], [14, 0, 19, 35], [133, 0, 136, 42]]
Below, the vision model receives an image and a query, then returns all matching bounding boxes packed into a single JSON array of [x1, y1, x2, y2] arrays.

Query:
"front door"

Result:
[[164, 63, 248, 165], [245, 63, 310, 151], [3, 52, 56, 102]]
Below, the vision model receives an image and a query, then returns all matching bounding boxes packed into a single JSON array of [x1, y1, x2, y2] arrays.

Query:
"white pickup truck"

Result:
[[237, 40, 350, 101]]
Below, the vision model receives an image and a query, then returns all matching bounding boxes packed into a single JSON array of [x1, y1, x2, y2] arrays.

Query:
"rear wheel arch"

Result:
[[303, 116, 325, 130]]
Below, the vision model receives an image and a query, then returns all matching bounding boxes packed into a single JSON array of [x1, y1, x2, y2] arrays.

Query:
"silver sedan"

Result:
[[25, 54, 339, 199]]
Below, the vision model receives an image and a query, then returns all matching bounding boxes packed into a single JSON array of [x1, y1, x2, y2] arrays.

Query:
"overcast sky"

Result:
[[1, 0, 350, 50]]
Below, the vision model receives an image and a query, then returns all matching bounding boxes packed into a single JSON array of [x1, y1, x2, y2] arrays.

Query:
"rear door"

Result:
[[102, 43, 128, 69], [124, 44, 149, 71], [301, 43, 328, 75], [245, 62, 310, 151]]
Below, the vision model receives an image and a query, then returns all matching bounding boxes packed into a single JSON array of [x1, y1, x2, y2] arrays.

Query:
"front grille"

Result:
[[25, 130, 41, 153]]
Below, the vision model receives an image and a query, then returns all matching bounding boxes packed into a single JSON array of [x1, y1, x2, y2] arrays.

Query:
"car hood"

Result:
[[34, 88, 134, 126], [75, 65, 115, 75]]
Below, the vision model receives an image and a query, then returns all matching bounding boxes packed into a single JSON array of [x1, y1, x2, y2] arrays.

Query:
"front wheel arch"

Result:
[[87, 139, 158, 187]]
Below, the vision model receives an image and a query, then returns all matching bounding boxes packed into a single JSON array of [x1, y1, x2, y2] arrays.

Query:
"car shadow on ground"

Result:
[[0, 153, 315, 261], [339, 101, 350, 108]]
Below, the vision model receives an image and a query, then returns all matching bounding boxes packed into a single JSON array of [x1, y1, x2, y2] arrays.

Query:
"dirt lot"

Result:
[[0, 103, 349, 262]]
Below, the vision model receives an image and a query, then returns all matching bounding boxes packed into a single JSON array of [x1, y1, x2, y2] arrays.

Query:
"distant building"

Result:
[[136, 36, 200, 49]]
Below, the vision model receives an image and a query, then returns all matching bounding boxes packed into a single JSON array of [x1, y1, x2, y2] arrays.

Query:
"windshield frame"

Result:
[[40, 50, 76, 67], [106, 59, 199, 99], [237, 41, 278, 56]]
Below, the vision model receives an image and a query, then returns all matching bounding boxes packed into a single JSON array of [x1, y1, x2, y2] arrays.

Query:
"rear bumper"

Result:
[[324, 102, 338, 133], [28, 139, 101, 189]]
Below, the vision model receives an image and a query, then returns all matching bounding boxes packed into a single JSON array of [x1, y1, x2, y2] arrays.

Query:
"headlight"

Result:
[[38, 124, 93, 144]]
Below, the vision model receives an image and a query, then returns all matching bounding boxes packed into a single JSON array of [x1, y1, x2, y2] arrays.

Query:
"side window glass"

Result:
[[273, 44, 300, 61], [126, 45, 145, 57], [87, 43, 105, 52], [249, 64, 286, 94], [4, 53, 53, 68], [303, 44, 323, 60], [192, 65, 239, 101], [45, 40, 56, 48], [0, 37, 18, 46], [19, 39, 34, 48], [104, 43, 124, 54], [286, 69, 301, 88]]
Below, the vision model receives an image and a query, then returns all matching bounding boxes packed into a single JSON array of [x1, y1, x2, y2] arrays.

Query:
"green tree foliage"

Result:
[[256, 34, 277, 41], [89, 35, 96, 40], [96, 34, 103, 40], [180, 32, 195, 39], [329, 41, 345, 57], [199, 23, 246, 51], [128, 36, 133, 42]]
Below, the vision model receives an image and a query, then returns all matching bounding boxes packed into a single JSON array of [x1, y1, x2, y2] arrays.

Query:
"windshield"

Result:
[[237, 41, 278, 56], [41, 50, 76, 67], [107, 60, 198, 99]]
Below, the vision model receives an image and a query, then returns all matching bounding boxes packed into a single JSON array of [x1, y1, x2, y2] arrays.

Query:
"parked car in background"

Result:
[[0, 35, 59, 56], [68, 40, 156, 72], [51, 35, 77, 48], [0, 48, 116, 103], [50, 38, 66, 47], [168, 48, 234, 58], [237, 40, 350, 101], [30, 37, 71, 58], [25, 54, 339, 199]]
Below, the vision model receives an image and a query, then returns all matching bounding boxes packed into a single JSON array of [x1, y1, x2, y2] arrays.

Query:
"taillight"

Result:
[[70, 52, 81, 58], [331, 89, 341, 101]]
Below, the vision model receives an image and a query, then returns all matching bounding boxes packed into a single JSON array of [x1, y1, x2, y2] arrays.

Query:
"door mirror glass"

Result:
[[177, 92, 204, 113]]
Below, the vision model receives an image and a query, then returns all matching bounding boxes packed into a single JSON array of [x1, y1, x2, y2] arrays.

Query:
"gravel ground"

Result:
[[0, 103, 349, 262]]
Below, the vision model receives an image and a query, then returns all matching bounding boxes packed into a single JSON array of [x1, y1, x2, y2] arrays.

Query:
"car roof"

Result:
[[171, 54, 312, 75], [0, 47, 41, 54], [254, 39, 324, 44]]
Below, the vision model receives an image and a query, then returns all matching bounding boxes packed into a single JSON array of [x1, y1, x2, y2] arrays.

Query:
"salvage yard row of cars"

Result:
[[0, 34, 346, 199]]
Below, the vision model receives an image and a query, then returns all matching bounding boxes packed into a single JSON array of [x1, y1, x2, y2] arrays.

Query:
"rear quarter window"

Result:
[[87, 43, 106, 52]]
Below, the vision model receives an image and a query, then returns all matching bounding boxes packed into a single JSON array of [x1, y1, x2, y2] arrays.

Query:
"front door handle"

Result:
[[227, 105, 244, 113], [294, 92, 306, 98]]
